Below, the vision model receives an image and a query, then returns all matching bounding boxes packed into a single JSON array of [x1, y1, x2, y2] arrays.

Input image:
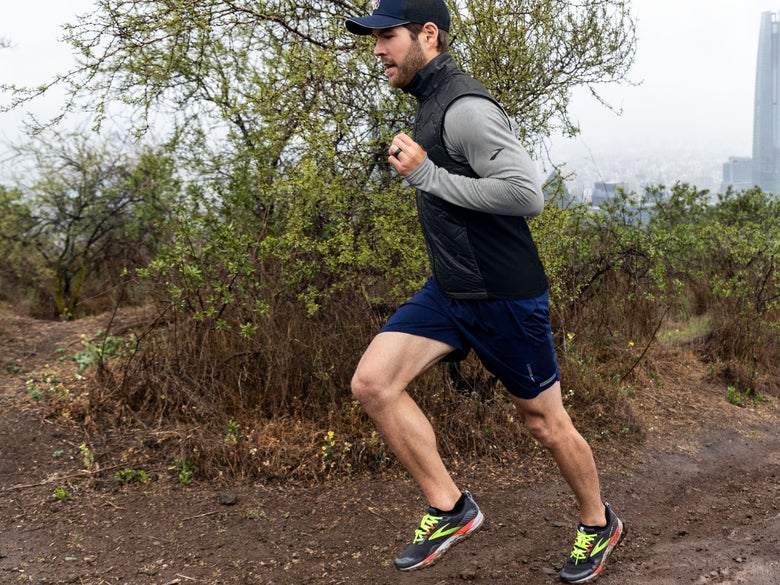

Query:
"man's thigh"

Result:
[[354, 331, 456, 390]]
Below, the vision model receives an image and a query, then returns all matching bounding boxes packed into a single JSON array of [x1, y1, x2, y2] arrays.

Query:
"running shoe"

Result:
[[560, 502, 624, 583], [393, 491, 484, 571]]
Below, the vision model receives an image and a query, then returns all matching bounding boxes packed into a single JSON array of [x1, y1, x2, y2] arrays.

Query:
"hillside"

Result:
[[0, 304, 778, 585]]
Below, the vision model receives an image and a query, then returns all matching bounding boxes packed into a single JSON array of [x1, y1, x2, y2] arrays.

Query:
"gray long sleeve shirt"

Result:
[[404, 96, 544, 217]]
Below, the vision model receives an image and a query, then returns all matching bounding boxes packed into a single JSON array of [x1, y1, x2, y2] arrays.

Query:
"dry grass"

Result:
[[46, 259, 777, 485]]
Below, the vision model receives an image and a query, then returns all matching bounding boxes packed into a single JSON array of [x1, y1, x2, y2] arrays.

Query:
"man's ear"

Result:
[[421, 22, 439, 51]]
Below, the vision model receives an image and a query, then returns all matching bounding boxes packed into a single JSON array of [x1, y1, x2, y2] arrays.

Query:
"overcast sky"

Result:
[[0, 1, 775, 163], [558, 0, 772, 161]]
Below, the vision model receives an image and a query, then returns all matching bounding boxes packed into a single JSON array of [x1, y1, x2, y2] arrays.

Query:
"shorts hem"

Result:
[[503, 371, 560, 400], [378, 324, 468, 362]]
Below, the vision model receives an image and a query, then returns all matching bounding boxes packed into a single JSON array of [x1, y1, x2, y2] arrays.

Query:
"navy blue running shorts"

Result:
[[380, 277, 560, 399]]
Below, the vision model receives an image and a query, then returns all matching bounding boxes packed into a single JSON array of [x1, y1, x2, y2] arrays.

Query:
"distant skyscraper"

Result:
[[753, 11, 780, 194], [591, 181, 626, 207], [721, 156, 753, 192]]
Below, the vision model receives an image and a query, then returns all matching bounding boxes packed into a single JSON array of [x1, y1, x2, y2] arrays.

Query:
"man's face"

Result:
[[372, 26, 427, 89]]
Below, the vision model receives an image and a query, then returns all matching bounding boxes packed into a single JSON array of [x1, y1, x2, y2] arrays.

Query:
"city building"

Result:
[[721, 156, 754, 192], [591, 181, 626, 207], [752, 11, 780, 194]]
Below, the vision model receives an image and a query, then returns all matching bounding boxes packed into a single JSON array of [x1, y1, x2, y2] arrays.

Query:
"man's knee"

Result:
[[351, 367, 391, 409], [350, 370, 373, 403], [524, 414, 553, 446], [523, 409, 575, 449]]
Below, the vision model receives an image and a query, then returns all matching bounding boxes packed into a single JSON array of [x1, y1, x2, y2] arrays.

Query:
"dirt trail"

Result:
[[0, 305, 778, 585]]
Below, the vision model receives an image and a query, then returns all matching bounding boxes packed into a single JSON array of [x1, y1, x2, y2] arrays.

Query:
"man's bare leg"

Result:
[[351, 331, 461, 510], [511, 382, 607, 527]]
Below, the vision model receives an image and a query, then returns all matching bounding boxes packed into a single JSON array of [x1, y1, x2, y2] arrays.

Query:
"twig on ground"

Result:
[[180, 510, 224, 522], [3, 463, 127, 491], [366, 505, 399, 529]]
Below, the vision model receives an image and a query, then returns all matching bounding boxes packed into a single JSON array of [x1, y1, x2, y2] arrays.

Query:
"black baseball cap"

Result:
[[345, 0, 450, 35]]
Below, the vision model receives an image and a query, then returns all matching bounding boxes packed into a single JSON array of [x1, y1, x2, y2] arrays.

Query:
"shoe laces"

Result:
[[413, 513, 442, 543], [569, 528, 596, 562]]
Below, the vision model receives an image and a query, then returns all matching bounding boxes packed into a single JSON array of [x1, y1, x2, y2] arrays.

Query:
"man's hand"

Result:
[[388, 133, 426, 176]]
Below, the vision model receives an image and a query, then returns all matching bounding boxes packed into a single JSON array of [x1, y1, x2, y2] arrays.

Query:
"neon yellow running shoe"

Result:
[[560, 502, 625, 583], [393, 491, 484, 571]]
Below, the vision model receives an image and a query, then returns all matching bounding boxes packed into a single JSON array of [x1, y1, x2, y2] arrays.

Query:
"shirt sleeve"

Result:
[[404, 96, 544, 217]]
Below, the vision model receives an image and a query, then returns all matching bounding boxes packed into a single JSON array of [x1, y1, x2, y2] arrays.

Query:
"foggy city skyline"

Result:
[[1, 1, 776, 195], [549, 1, 776, 199]]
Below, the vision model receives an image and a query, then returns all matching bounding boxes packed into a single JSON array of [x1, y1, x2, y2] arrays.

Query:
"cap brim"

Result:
[[345, 15, 410, 35]]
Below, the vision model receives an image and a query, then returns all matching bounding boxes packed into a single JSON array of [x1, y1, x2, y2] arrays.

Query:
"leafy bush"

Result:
[[0, 136, 180, 318]]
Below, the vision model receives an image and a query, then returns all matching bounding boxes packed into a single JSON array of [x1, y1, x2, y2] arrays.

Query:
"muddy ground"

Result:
[[0, 304, 778, 585]]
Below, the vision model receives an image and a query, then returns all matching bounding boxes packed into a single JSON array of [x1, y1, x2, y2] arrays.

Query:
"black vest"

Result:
[[403, 53, 547, 300]]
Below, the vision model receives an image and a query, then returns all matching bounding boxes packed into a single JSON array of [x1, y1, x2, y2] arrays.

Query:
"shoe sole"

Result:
[[396, 510, 485, 571], [561, 519, 626, 584]]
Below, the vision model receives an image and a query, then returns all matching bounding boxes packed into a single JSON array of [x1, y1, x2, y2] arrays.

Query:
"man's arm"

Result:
[[403, 96, 544, 217]]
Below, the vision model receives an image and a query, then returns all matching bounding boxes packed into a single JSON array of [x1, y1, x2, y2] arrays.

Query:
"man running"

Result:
[[344, 1, 624, 582]]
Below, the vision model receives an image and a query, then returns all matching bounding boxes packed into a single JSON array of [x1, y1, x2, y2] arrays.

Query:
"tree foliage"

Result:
[[0, 185, 40, 304], [19, 1, 636, 153], [451, 0, 635, 149], [0, 1, 641, 477], [5, 0, 635, 304], [7, 132, 179, 317]]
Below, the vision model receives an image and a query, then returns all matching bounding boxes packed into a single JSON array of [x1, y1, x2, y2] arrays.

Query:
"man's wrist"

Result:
[[404, 155, 433, 186]]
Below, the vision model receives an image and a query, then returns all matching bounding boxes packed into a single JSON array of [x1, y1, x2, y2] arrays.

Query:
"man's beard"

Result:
[[391, 39, 427, 89]]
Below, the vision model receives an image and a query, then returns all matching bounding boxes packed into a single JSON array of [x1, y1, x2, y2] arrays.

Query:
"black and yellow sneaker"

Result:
[[560, 502, 624, 583], [393, 491, 484, 571]]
